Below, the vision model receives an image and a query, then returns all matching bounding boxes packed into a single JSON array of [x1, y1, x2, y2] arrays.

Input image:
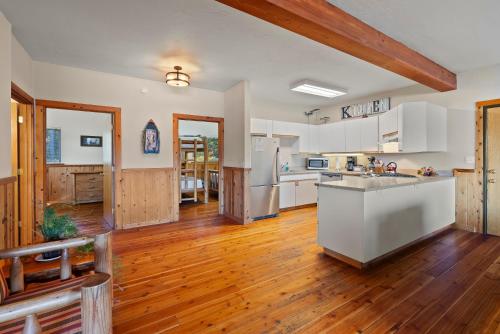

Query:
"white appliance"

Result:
[[250, 137, 280, 220], [307, 157, 329, 170]]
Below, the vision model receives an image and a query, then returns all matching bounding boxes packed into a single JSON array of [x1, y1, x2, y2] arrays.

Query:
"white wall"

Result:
[[251, 97, 312, 124], [179, 120, 218, 138], [224, 81, 251, 168], [46, 108, 111, 165], [0, 12, 11, 178], [319, 64, 500, 170], [11, 36, 33, 97], [34, 61, 224, 169]]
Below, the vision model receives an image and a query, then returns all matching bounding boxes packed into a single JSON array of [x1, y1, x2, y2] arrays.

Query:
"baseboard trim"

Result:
[[280, 203, 317, 212], [324, 224, 455, 269]]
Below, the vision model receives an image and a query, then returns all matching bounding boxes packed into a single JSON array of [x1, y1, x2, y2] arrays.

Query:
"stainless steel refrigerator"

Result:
[[250, 136, 280, 220]]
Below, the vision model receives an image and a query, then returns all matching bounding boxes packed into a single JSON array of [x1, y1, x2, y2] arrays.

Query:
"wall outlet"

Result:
[[465, 156, 475, 164]]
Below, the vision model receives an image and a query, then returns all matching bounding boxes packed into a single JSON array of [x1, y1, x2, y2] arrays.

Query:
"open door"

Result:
[[485, 106, 500, 236], [102, 118, 114, 228], [10, 100, 35, 246]]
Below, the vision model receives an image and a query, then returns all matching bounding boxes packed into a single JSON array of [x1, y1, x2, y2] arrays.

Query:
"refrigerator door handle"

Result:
[[275, 147, 280, 184]]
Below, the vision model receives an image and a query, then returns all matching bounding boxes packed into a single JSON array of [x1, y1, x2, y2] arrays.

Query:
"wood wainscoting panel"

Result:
[[120, 168, 176, 229], [0, 177, 17, 249], [223, 167, 250, 224], [47, 165, 103, 204], [454, 169, 481, 232]]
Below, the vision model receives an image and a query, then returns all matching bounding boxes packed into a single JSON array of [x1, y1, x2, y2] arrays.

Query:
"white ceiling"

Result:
[[328, 0, 500, 73], [2, 1, 490, 108]]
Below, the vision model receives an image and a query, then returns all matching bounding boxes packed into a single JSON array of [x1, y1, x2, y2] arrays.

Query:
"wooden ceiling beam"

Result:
[[216, 0, 457, 92]]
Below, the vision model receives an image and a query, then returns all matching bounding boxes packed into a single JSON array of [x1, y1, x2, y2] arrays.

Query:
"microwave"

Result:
[[307, 158, 329, 170]]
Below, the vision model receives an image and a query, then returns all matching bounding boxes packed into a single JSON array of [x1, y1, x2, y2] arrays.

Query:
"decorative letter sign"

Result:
[[341, 97, 391, 119]]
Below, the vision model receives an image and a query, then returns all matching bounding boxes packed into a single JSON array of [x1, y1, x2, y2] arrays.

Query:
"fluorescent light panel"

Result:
[[290, 80, 347, 98]]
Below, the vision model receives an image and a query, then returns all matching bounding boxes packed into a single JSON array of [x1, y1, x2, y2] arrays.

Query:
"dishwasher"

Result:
[[320, 172, 343, 182]]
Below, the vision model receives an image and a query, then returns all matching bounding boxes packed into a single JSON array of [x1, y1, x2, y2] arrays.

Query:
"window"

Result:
[[46, 128, 61, 163]]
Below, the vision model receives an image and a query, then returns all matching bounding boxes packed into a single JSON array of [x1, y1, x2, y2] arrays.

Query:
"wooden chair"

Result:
[[0, 232, 112, 334]]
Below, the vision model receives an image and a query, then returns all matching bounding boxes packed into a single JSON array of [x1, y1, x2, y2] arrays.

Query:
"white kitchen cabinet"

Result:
[[295, 180, 318, 206], [344, 120, 362, 152], [296, 123, 309, 153], [320, 122, 345, 153], [360, 116, 379, 152], [250, 118, 273, 137], [308, 125, 320, 153], [379, 102, 447, 153], [279, 181, 296, 209], [272, 120, 301, 137]]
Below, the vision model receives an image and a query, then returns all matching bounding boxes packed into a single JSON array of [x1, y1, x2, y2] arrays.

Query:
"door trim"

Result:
[[11, 82, 35, 246], [35, 100, 122, 229], [172, 114, 224, 218]]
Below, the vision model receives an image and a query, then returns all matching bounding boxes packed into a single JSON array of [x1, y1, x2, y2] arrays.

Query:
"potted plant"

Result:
[[39, 207, 79, 261]]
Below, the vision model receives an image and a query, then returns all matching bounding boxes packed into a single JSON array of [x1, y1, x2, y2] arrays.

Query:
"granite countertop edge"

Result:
[[316, 176, 455, 192]]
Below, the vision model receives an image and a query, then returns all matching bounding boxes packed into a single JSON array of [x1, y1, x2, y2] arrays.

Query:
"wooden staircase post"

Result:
[[81, 273, 112, 334], [10, 256, 24, 293], [94, 232, 112, 278], [23, 314, 41, 334]]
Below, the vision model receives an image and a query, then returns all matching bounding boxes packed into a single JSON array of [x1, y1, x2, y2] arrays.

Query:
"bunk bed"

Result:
[[179, 137, 209, 203]]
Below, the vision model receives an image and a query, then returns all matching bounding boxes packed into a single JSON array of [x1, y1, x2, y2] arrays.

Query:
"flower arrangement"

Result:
[[417, 166, 438, 177]]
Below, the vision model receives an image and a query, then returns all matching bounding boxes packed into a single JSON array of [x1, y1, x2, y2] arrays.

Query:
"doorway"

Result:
[[482, 102, 500, 236], [35, 100, 122, 233], [10, 83, 35, 247], [173, 114, 224, 219]]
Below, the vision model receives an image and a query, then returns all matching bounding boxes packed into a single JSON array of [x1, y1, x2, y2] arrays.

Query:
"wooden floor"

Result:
[[60, 203, 500, 333], [108, 206, 500, 333], [52, 202, 111, 235]]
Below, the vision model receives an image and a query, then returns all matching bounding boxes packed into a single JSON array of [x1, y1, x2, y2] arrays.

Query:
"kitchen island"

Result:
[[317, 176, 455, 268]]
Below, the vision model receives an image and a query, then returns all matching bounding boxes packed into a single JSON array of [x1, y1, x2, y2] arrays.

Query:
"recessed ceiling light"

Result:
[[290, 80, 347, 98]]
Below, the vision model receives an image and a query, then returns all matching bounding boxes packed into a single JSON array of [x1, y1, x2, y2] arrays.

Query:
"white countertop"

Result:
[[317, 176, 454, 192]]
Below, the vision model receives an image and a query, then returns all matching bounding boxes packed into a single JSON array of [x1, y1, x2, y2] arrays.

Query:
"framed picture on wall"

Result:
[[143, 119, 160, 154], [80, 135, 103, 147]]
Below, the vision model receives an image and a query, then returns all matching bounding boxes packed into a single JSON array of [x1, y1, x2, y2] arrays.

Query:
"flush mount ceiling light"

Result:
[[166, 66, 190, 87], [290, 80, 347, 98]]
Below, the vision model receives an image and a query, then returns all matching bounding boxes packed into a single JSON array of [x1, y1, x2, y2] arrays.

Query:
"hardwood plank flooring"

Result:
[[51, 202, 111, 235], [65, 203, 500, 333]]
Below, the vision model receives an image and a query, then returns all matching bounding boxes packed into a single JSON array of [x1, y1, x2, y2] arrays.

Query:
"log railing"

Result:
[[0, 231, 112, 293], [0, 273, 112, 334]]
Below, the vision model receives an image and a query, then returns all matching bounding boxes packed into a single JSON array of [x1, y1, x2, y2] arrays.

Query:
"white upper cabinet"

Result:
[[308, 124, 320, 154], [344, 119, 362, 152], [379, 102, 447, 153], [320, 122, 345, 153], [250, 118, 272, 137], [251, 101, 445, 155], [344, 116, 379, 153], [272, 120, 301, 137], [359, 116, 379, 152]]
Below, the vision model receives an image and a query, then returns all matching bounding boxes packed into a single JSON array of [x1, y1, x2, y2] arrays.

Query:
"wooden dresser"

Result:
[[71, 171, 103, 204]]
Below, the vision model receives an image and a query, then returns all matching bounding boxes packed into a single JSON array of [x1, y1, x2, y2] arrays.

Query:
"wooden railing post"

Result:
[[60, 248, 71, 280], [23, 314, 41, 334], [10, 257, 24, 293], [94, 232, 112, 277], [81, 273, 112, 334]]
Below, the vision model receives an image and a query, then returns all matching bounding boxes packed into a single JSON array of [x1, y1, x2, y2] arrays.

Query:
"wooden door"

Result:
[[486, 107, 500, 236], [17, 103, 35, 245], [10, 102, 34, 246], [10, 102, 19, 247], [102, 118, 114, 228]]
